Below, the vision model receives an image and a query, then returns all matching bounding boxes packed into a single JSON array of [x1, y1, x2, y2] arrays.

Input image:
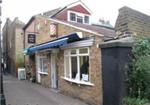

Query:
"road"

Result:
[[3, 75, 88, 105]]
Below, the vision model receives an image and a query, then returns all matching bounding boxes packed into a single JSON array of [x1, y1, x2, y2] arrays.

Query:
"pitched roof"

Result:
[[64, 21, 116, 38], [23, 16, 35, 30], [65, 0, 92, 14], [41, 8, 62, 17], [41, 0, 92, 18], [23, 15, 116, 38], [49, 18, 116, 38]]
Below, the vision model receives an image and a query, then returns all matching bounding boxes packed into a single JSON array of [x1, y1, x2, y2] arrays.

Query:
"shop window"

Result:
[[64, 47, 89, 82], [39, 57, 48, 73]]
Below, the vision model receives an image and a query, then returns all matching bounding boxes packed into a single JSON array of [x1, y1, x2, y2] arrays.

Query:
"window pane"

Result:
[[84, 16, 89, 24], [70, 13, 76, 21], [65, 57, 70, 78], [71, 57, 77, 79], [71, 49, 76, 54], [42, 58, 48, 73], [79, 48, 88, 54], [40, 58, 43, 72], [80, 56, 89, 81], [77, 16, 83, 23]]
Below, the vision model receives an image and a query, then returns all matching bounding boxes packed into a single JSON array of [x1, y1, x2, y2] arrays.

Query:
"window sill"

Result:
[[38, 71, 48, 75], [62, 77, 94, 86]]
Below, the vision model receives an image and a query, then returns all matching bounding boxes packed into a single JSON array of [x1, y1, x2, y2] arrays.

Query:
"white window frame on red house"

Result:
[[64, 47, 94, 85], [67, 10, 90, 24]]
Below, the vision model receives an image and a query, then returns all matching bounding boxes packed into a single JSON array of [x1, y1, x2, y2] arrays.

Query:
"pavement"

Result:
[[3, 74, 88, 105]]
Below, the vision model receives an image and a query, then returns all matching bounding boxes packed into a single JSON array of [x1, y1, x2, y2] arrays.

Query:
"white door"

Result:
[[51, 53, 57, 88], [36, 56, 41, 83]]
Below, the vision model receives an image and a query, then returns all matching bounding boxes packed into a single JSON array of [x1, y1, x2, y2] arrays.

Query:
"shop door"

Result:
[[51, 53, 57, 89], [36, 56, 41, 83]]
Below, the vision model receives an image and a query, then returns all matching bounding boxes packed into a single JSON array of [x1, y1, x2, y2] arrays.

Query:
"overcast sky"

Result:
[[2, 0, 150, 27]]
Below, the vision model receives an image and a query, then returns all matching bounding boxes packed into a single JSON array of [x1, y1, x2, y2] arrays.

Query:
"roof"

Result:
[[47, 17, 116, 38], [92, 23, 114, 30], [41, 8, 62, 17], [65, 0, 92, 14], [23, 16, 35, 30], [41, 0, 92, 18], [99, 36, 134, 48], [23, 15, 116, 38], [63, 21, 116, 38]]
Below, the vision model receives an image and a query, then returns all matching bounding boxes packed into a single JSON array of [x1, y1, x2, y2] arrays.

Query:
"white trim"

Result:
[[61, 37, 94, 50], [64, 47, 90, 83], [38, 56, 48, 74], [69, 56, 71, 78], [77, 50, 80, 81], [76, 32, 83, 38], [66, 1, 92, 14], [68, 10, 90, 24], [51, 53, 57, 88], [62, 77, 94, 86], [36, 55, 41, 83], [38, 71, 48, 75], [68, 10, 90, 17]]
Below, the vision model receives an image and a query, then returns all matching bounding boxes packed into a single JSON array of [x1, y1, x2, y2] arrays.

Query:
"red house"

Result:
[[42, 0, 92, 24]]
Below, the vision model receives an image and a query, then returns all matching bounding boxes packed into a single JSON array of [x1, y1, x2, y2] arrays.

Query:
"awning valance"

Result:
[[24, 32, 82, 55]]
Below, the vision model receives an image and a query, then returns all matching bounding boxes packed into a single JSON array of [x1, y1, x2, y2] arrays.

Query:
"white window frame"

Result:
[[64, 47, 94, 86], [67, 10, 90, 24], [38, 56, 48, 74], [70, 12, 76, 22]]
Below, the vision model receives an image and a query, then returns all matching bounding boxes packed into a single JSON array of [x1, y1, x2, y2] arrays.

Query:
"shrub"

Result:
[[123, 97, 149, 105], [127, 37, 150, 99]]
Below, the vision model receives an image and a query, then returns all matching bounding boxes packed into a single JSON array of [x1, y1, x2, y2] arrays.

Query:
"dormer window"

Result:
[[77, 16, 83, 23], [68, 11, 90, 24], [70, 13, 76, 21], [84, 16, 89, 24]]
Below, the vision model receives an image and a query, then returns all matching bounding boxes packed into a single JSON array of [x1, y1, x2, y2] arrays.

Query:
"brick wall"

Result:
[[115, 6, 150, 37], [25, 16, 103, 105], [57, 39, 103, 105], [3, 18, 25, 76], [56, 36, 102, 105]]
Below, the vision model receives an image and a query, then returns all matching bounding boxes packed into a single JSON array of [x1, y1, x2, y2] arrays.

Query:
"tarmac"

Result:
[[3, 74, 88, 105]]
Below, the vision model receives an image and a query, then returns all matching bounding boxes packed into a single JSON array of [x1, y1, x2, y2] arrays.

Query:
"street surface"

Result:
[[3, 75, 88, 105]]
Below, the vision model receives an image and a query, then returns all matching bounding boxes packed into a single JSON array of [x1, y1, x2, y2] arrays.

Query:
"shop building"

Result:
[[23, 1, 115, 105]]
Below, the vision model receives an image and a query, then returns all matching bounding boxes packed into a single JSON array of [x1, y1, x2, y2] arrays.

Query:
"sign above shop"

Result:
[[28, 34, 36, 43]]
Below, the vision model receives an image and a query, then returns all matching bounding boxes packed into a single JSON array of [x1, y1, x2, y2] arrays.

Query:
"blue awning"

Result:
[[29, 38, 68, 53], [25, 32, 82, 54]]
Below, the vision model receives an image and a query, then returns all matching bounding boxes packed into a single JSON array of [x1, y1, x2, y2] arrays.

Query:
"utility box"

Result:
[[18, 68, 26, 80]]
